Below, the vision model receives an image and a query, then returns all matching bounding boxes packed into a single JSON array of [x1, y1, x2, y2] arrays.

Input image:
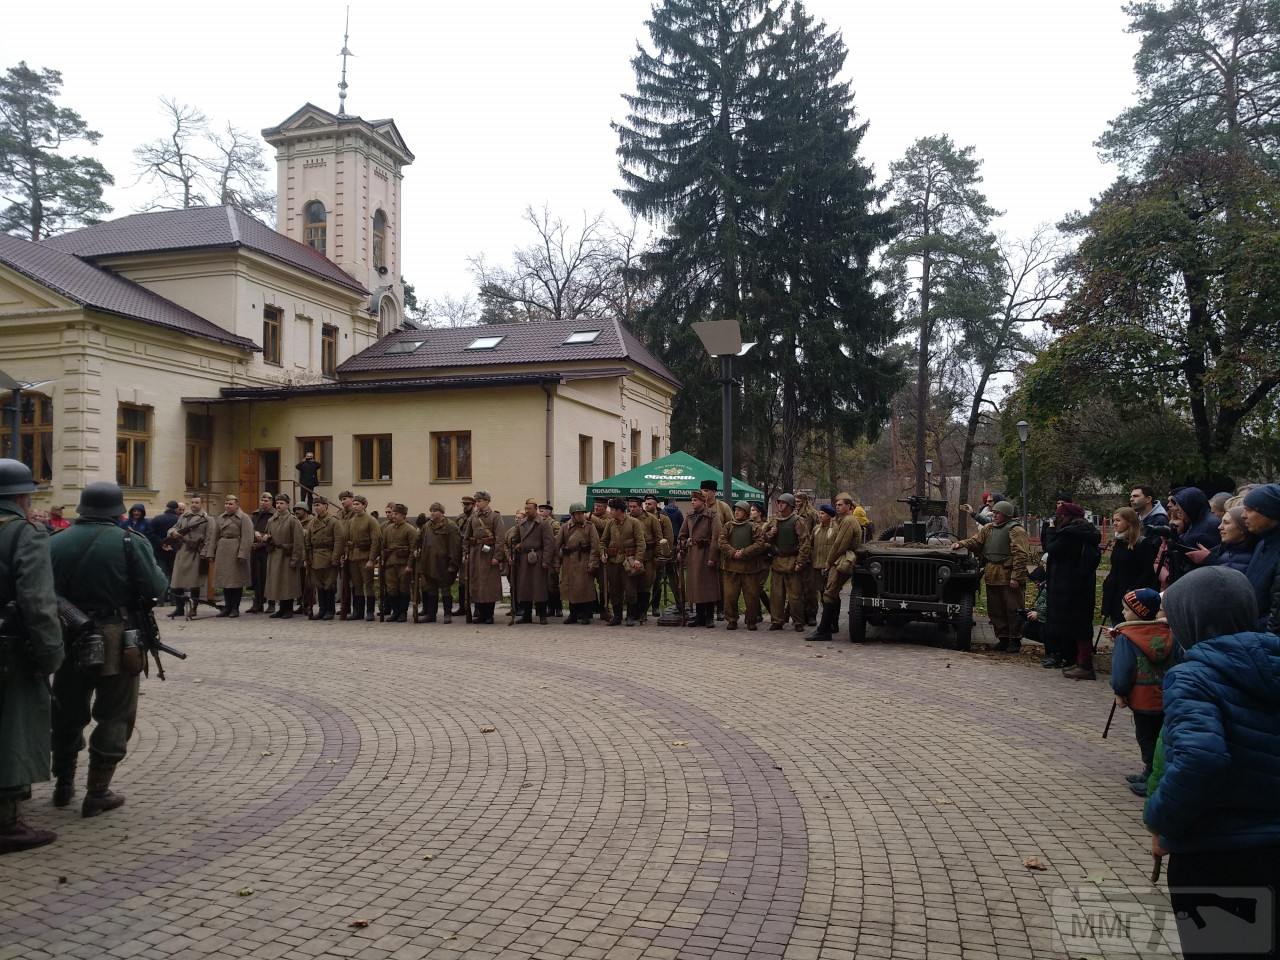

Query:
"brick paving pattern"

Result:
[[0, 610, 1175, 959]]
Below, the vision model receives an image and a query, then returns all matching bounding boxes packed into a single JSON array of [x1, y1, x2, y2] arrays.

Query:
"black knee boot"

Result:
[[424, 592, 438, 622], [636, 591, 650, 624], [536, 601, 547, 625], [276, 599, 294, 619], [519, 601, 533, 624], [352, 595, 364, 620], [805, 602, 836, 641], [168, 591, 186, 618], [365, 595, 376, 621]]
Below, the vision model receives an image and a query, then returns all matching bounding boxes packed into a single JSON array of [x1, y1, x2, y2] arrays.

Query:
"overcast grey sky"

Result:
[[6, 1, 1138, 301]]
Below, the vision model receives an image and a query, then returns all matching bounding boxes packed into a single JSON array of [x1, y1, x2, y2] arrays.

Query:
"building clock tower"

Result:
[[261, 50, 414, 339]]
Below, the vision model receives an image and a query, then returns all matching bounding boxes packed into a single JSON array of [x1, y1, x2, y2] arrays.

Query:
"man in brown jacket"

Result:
[[381, 504, 419, 622], [462, 491, 504, 624], [208, 495, 254, 618], [508, 499, 555, 624], [806, 492, 864, 642], [589, 499, 612, 621], [600, 497, 647, 626], [306, 497, 346, 621], [264, 495, 305, 619], [719, 501, 768, 630], [629, 497, 664, 625], [764, 493, 812, 632], [418, 502, 462, 623], [344, 495, 382, 621], [556, 504, 601, 625]]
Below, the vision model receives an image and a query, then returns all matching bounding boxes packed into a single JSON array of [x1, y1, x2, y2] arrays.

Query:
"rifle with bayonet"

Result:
[[123, 532, 186, 680]]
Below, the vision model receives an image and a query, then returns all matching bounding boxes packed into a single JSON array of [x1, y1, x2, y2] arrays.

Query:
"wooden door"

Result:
[[238, 450, 259, 507]]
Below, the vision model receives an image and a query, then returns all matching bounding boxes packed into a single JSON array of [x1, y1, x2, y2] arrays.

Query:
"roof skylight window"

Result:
[[384, 339, 425, 355], [466, 335, 505, 350], [562, 330, 601, 344]]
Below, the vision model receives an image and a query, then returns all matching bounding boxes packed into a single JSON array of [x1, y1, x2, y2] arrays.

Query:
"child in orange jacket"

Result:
[[1109, 588, 1175, 797]]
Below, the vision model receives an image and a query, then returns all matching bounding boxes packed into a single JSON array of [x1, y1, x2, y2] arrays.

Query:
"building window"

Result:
[[355, 434, 393, 482], [0, 393, 53, 485], [563, 330, 600, 345], [372, 209, 387, 270], [185, 413, 214, 491], [631, 429, 642, 469], [652, 435, 661, 460], [431, 431, 472, 482], [321, 324, 338, 376], [602, 440, 615, 479], [263, 306, 282, 365], [466, 335, 504, 350], [578, 435, 592, 485], [304, 200, 327, 255], [297, 436, 332, 481], [117, 403, 152, 489]]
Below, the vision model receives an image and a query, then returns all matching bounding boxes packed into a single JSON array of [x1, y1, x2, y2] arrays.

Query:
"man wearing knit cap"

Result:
[[1243, 483, 1280, 631], [952, 500, 1030, 653]]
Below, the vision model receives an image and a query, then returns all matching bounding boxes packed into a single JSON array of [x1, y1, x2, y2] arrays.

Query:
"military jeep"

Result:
[[848, 497, 982, 649]]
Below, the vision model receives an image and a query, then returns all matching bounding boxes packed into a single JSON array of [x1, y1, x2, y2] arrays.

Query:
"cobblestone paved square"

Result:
[[0, 611, 1178, 959]]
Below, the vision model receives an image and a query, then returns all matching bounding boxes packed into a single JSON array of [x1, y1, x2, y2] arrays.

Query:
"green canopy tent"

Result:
[[585, 451, 765, 504]]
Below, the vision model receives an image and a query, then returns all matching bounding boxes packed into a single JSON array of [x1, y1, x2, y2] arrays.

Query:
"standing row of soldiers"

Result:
[[154, 481, 864, 636]]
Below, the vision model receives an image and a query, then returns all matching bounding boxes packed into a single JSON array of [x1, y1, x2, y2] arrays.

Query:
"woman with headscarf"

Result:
[[1043, 502, 1102, 677], [1144, 567, 1280, 960], [1101, 507, 1159, 626]]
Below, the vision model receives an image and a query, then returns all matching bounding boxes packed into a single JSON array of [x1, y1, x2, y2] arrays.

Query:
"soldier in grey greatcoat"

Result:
[[166, 496, 210, 618], [207, 495, 254, 617]]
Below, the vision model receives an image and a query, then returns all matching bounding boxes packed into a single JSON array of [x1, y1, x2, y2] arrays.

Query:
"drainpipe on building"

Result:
[[541, 382, 554, 506]]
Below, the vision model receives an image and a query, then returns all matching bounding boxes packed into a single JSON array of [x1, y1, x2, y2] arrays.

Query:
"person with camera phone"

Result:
[[49, 482, 169, 818]]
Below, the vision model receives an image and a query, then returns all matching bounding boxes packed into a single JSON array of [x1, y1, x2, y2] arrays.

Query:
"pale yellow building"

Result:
[[0, 100, 676, 516]]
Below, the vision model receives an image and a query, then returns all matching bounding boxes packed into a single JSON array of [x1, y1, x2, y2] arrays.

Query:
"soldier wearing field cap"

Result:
[[380, 504, 419, 622], [344, 495, 382, 621], [764, 493, 812, 631], [538, 503, 563, 618], [306, 497, 346, 622], [418, 502, 462, 623], [557, 503, 601, 625], [589, 499, 612, 620], [806, 492, 863, 641], [719, 500, 767, 630], [462, 491, 504, 623], [601, 497, 647, 626], [795, 490, 822, 625]]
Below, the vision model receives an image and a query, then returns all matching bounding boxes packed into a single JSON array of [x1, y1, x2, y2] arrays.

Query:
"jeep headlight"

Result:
[[938, 566, 952, 580], [868, 561, 883, 576]]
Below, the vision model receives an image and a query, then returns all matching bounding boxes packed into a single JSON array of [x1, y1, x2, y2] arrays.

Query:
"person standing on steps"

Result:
[[49, 481, 168, 820], [294, 451, 321, 510]]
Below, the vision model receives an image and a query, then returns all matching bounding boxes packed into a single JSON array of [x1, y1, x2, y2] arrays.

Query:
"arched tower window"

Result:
[[372, 209, 387, 271], [304, 201, 327, 255], [378, 295, 398, 337]]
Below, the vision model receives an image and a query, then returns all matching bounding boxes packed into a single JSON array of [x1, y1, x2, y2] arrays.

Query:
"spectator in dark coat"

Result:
[[295, 453, 322, 509], [148, 500, 181, 578], [1043, 502, 1102, 678], [1188, 503, 1254, 576], [119, 503, 155, 547], [663, 499, 684, 541], [1144, 567, 1280, 960], [1243, 483, 1280, 632], [1102, 507, 1158, 625], [1170, 487, 1221, 553]]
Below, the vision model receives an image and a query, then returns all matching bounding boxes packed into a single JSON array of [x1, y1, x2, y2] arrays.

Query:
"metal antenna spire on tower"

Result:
[[337, 7, 353, 116]]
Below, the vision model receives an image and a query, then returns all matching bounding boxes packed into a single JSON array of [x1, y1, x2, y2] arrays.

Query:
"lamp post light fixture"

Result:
[[1016, 420, 1030, 520], [692, 320, 755, 505], [924, 458, 934, 492]]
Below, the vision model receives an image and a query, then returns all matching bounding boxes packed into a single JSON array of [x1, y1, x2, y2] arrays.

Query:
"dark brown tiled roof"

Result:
[[337, 317, 680, 386], [44, 206, 367, 294], [182, 370, 628, 403], [0, 232, 257, 350]]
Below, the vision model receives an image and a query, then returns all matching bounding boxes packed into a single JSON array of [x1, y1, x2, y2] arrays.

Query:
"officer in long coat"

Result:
[[380, 504, 419, 622], [418, 502, 462, 623], [538, 503, 562, 617], [719, 501, 768, 630], [343, 495, 382, 621], [462, 491, 504, 624], [207, 495, 254, 617], [764, 493, 813, 632], [50, 481, 168, 819], [600, 497, 647, 626], [166, 496, 210, 618], [589, 499, 612, 620], [629, 497, 664, 625], [247, 492, 275, 614], [0, 459, 63, 853], [264, 495, 305, 618], [679, 490, 722, 627], [556, 503, 600, 625], [806, 492, 864, 642], [451, 495, 475, 620], [507, 499, 554, 624], [306, 497, 346, 621]]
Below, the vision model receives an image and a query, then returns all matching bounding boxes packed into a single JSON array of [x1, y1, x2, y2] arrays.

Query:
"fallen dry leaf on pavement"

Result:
[[1023, 856, 1048, 871], [260, 751, 272, 757], [348, 918, 370, 928], [480, 726, 497, 734], [670, 740, 689, 747], [236, 887, 253, 896], [421, 854, 434, 861]]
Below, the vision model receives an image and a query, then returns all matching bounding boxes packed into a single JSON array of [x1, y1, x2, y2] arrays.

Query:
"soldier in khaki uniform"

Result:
[[718, 500, 767, 630], [600, 497, 647, 626], [556, 503, 600, 625], [451, 495, 475, 620], [292, 503, 315, 617], [628, 497, 663, 624], [306, 497, 346, 621], [344, 495, 382, 621], [643, 496, 676, 616], [208, 495, 254, 618], [264, 495, 305, 619], [764, 493, 812, 632], [462, 491, 504, 624], [810, 504, 838, 612], [506, 499, 554, 624], [951, 500, 1030, 652], [679, 490, 722, 627], [537, 503, 562, 618], [418, 502, 462, 623], [166, 497, 210, 619], [806, 492, 864, 642], [589, 499, 612, 620], [380, 504, 419, 622], [795, 491, 822, 625]]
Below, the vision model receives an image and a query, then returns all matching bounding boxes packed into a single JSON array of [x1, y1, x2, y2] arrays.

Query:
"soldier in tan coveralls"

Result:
[[306, 497, 346, 621], [380, 504, 419, 622], [718, 501, 768, 630], [600, 497, 647, 627], [951, 500, 1030, 652], [344, 495, 382, 622], [805, 492, 864, 642], [763, 493, 812, 632]]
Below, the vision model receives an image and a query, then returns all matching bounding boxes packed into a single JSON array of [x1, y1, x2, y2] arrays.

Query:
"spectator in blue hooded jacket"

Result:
[[1170, 487, 1221, 553], [1144, 567, 1280, 959], [1243, 483, 1280, 633]]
